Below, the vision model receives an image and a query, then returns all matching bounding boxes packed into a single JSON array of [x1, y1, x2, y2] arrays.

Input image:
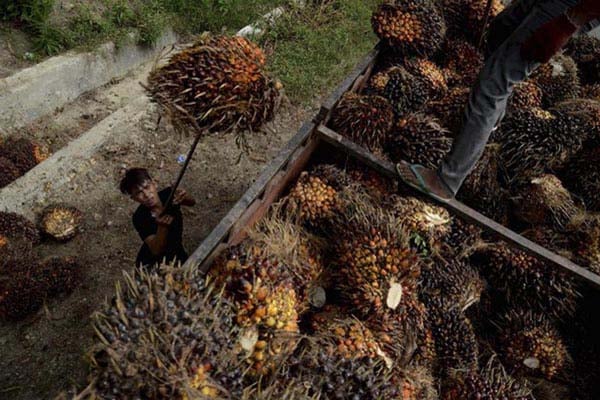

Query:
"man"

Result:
[[120, 168, 196, 268], [398, 0, 600, 201]]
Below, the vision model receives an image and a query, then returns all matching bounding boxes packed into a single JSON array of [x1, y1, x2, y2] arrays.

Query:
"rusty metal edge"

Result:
[[315, 124, 600, 291]]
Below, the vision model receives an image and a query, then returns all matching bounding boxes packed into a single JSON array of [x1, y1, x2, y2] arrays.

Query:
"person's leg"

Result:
[[438, 0, 581, 196]]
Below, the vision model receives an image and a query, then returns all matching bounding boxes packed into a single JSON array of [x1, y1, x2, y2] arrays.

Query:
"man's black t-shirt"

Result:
[[132, 188, 188, 268]]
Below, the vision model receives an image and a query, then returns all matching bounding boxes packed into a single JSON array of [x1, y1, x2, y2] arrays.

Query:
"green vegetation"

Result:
[[260, 0, 379, 103]]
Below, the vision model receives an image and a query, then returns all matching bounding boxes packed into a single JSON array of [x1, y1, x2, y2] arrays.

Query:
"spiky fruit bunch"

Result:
[[89, 264, 258, 399], [497, 107, 585, 181], [420, 256, 484, 313], [285, 171, 340, 226], [236, 281, 298, 332], [465, 0, 505, 45], [551, 99, 600, 142], [581, 83, 600, 100], [147, 35, 278, 133], [566, 35, 600, 84], [566, 215, 600, 275], [387, 195, 452, 245], [0, 211, 40, 244], [508, 81, 543, 112], [0, 257, 45, 320], [497, 310, 569, 380], [36, 257, 81, 297], [0, 156, 20, 188], [386, 113, 452, 169], [38, 205, 83, 242], [427, 303, 479, 374], [381, 66, 432, 118], [311, 314, 382, 360], [371, 0, 446, 58], [0, 137, 49, 175], [442, 358, 534, 400], [440, 39, 484, 87], [404, 58, 448, 99], [530, 55, 580, 107], [560, 146, 600, 212], [329, 93, 394, 153], [479, 241, 580, 319], [443, 218, 482, 258], [347, 166, 396, 198], [367, 69, 393, 96], [513, 174, 579, 229], [425, 86, 470, 135], [459, 144, 501, 201]]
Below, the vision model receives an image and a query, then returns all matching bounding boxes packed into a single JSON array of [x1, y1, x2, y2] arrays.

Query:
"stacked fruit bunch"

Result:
[[147, 34, 279, 134], [285, 171, 340, 227], [0, 136, 50, 188]]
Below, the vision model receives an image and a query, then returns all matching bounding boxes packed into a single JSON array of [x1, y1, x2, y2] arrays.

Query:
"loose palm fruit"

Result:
[[38, 205, 83, 241]]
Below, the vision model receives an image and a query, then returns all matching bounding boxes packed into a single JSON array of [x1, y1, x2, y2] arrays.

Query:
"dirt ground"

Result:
[[0, 89, 316, 398]]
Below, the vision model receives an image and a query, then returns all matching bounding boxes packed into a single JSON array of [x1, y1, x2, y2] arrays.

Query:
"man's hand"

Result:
[[521, 15, 577, 64], [156, 214, 174, 227], [173, 188, 187, 205]]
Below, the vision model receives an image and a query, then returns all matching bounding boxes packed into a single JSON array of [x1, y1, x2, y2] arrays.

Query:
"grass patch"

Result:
[[260, 0, 379, 104]]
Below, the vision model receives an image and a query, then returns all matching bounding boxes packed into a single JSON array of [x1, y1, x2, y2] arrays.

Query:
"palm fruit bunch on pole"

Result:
[[403, 58, 448, 99], [0, 211, 40, 244], [426, 298, 479, 375], [381, 66, 432, 118], [530, 54, 580, 108], [439, 39, 484, 87], [146, 35, 279, 134], [565, 35, 600, 85], [496, 107, 585, 183], [0, 137, 50, 176], [424, 86, 470, 135], [476, 239, 580, 320], [442, 356, 534, 400], [508, 81, 543, 113], [419, 255, 484, 313], [386, 194, 452, 247], [329, 92, 394, 153], [497, 310, 569, 381], [560, 146, 600, 212], [371, 0, 447, 58], [513, 174, 579, 229], [89, 264, 255, 399], [38, 204, 83, 242], [0, 156, 20, 188], [386, 113, 452, 169]]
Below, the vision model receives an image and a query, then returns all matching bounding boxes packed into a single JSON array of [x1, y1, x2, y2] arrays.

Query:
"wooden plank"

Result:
[[313, 47, 380, 124], [315, 124, 600, 290], [184, 120, 316, 273]]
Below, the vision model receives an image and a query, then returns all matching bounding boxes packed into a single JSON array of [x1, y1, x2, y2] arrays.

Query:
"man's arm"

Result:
[[173, 188, 196, 207], [144, 215, 174, 256]]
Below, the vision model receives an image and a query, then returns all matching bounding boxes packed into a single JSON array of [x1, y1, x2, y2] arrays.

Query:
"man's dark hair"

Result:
[[120, 168, 152, 195]]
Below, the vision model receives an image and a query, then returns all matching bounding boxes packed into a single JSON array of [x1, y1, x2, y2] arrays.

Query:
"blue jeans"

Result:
[[438, 0, 599, 195]]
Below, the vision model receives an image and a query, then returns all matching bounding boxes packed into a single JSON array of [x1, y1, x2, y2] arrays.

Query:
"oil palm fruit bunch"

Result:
[[0, 211, 40, 244], [0, 257, 46, 320], [386, 113, 452, 169], [437, 0, 469, 40], [347, 166, 396, 199], [381, 66, 432, 118], [147, 35, 279, 134], [35, 257, 81, 297], [497, 310, 569, 380], [425, 86, 470, 135], [513, 174, 579, 229], [285, 170, 340, 227], [0, 156, 20, 188], [419, 255, 484, 313], [89, 263, 254, 399], [311, 314, 382, 360], [332, 198, 421, 317], [387, 194, 452, 246], [566, 214, 600, 275], [497, 107, 584, 182], [371, 0, 447, 58], [565, 35, 600, 85], [508, 81, 543, 112], [38, 204, 83, 242], [329, 92, 394, 153], [0, 137, 50, 175], [442, 357, 534, 400], [530, 54, 580, 108], [478, 240, 580, 320], [440, 39, 484, 87], [427, 300, 479, 375], [404, 58, 448, 99], [366, 68, 394, 96], [581, 83, 600, 100], [459, 144, 501, 202], [442, 217, 482, 258], [465, 0, 505, 45], [560, 146, 600, 211], [551, 98, 600, 143]]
